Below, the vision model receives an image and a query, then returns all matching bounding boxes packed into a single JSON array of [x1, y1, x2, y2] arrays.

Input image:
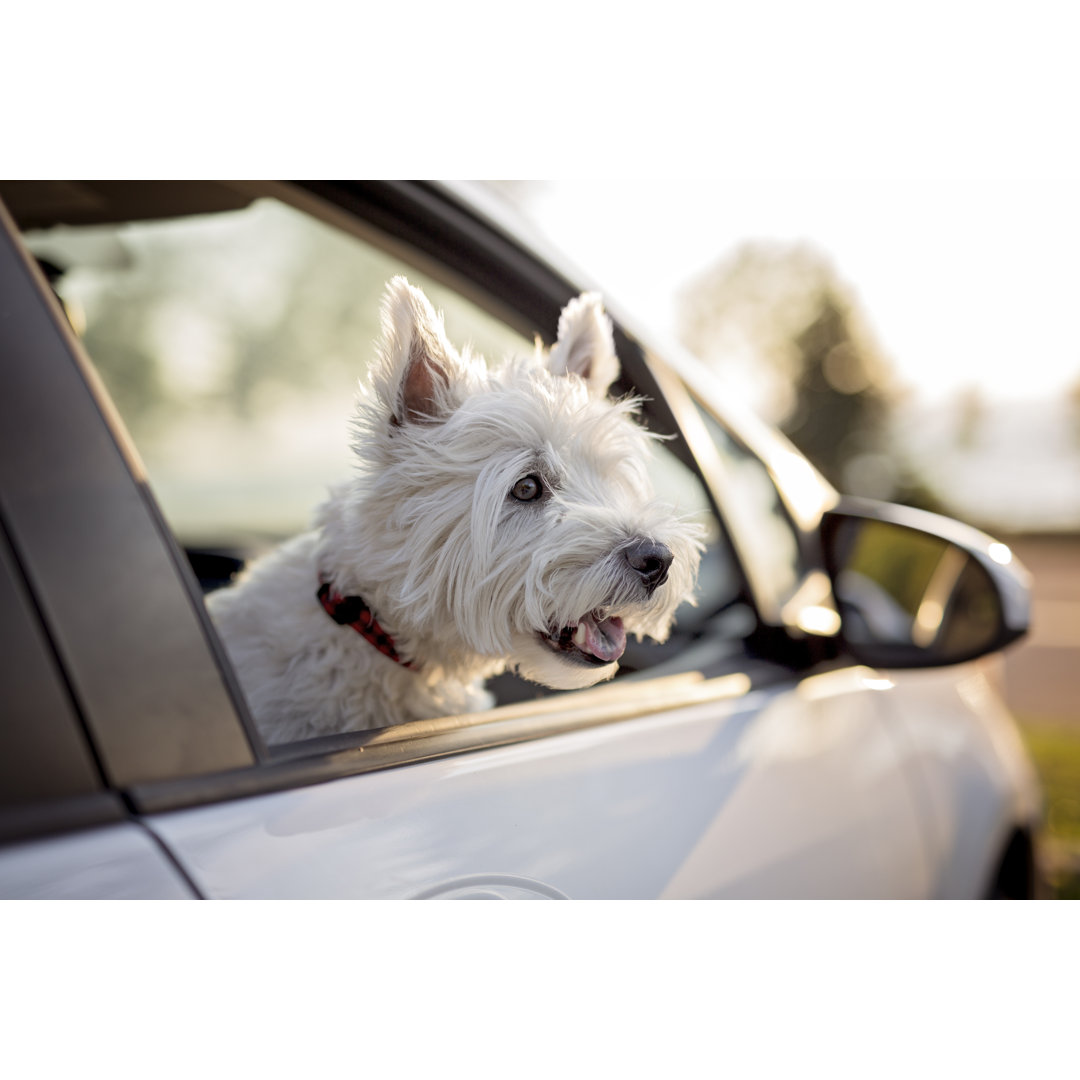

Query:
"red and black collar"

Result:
[[317, 582, 413, 669]]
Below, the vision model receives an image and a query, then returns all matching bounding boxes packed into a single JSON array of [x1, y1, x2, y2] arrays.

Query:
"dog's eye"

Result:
[[511, 474, 544, 502]]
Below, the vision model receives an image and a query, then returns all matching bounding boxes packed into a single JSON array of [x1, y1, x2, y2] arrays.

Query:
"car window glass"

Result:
[[25, 197, 531, 554], [693, 402, 802, 607]]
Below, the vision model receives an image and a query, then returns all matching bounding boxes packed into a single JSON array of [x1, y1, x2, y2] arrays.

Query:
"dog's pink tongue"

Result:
[[578, 614, 626, 663]]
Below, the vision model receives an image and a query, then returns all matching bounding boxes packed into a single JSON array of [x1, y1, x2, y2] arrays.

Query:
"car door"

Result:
[[136, 665, 928, 899], [0, 181, 930, 898]]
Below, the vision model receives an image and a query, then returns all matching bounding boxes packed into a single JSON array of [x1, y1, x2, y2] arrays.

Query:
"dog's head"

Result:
[[343, 277, 703, 689]]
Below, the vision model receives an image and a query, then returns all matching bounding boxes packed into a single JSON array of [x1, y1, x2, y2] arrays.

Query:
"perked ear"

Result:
[[546, 292, 620, 398], [378, 276, 462, 424]]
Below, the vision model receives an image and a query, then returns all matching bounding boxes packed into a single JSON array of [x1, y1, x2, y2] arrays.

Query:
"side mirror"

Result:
[[821, 498, 1031, 669]]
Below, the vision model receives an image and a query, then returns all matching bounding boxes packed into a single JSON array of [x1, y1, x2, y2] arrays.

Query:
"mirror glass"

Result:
[[826, 517, 1005, 667]]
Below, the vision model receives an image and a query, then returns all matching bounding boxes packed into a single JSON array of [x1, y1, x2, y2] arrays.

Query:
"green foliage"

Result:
[[57, 201, 392, 440], [1016, 716, 1080, 899], [1019, 719, 1080, 842]]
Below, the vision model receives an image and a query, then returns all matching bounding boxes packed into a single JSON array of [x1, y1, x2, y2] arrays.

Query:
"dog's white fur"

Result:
[[208, 278, 702, 744]]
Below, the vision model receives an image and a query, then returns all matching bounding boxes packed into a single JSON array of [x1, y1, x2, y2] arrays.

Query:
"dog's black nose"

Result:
[[624, 539, 673, 591]]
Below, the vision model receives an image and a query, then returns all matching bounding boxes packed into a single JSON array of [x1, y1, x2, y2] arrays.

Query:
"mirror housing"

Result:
[[820, 497, 1031, 669]]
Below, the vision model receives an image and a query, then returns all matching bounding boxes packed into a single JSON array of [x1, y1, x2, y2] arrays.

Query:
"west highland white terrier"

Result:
[[208, 278, 702, 744]]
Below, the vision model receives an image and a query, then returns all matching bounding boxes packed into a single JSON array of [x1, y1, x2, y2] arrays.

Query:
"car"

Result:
[[0, 180, 1041, 899]]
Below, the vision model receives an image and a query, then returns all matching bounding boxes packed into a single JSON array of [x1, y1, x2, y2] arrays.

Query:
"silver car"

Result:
[[0, 181, 1040, 898]]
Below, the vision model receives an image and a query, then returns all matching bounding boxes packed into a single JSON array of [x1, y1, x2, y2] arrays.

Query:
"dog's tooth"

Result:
[[573, 623, 587, 648]]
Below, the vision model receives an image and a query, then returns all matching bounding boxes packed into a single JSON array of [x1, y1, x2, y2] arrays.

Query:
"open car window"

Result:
[[19, 186, 754, 753]]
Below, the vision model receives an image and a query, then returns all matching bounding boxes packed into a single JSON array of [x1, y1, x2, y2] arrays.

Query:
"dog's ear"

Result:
[[547, 293, 620, 398], [378, 277, 463, 424]]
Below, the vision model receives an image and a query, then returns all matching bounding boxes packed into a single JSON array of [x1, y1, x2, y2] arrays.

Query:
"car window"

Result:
[[21, 191, 750, 743]]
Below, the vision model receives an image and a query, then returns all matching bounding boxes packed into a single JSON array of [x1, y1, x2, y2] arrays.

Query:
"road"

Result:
[[1001, 534, 1080, 723]]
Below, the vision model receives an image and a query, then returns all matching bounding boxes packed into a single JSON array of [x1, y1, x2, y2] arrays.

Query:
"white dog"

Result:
[[209, 278, 702, 744]]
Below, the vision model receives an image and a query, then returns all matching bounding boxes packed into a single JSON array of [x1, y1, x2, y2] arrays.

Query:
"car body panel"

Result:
[[146, 667, 928, 899], [884, 663, 1042, 898], [0, 822, 197, 899]]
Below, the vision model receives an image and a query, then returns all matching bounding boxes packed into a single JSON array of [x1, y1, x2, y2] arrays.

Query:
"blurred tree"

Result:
[[783, 287, 891, 491], [51, 201, 419, 442], [679, 242, 827, 424], [679, 241, 945, 510], [56, 198, 528, 444]]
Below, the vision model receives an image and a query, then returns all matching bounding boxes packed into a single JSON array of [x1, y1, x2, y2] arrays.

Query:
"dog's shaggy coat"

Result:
[[209, 279, 702, 744]]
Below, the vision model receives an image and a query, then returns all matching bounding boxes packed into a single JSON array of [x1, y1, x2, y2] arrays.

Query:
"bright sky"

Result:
[[516, 180, 1080, 406]]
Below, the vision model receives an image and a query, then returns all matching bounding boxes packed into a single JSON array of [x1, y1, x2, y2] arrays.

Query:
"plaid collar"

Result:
[[316, 581, 413, 669]]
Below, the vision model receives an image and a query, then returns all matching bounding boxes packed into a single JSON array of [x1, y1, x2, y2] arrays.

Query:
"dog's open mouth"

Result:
[[540, 612, 626, 666]]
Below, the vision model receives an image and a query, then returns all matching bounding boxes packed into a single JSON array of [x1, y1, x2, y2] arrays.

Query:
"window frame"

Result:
[[0, 198, 259, 795], [0, 181, 833, 819]]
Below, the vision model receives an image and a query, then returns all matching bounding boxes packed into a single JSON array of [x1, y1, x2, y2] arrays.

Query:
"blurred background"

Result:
[[486, 179, 1080, 896]]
